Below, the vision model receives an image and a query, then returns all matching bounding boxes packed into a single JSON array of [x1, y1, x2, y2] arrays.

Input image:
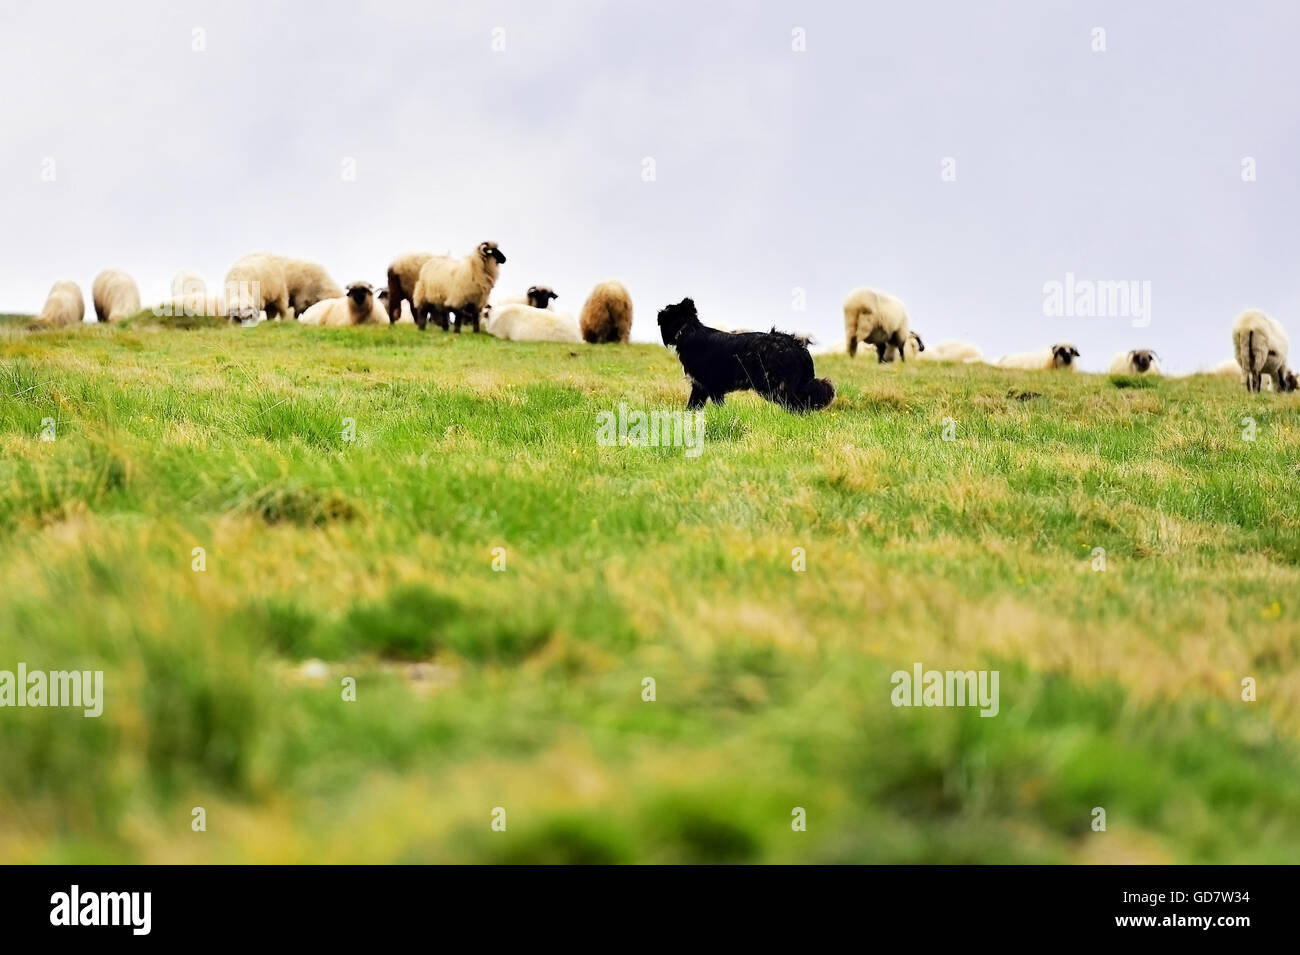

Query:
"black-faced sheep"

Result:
[[224, 254, 291, 323], [918, 339, 984, 363], [843, 287, 911, 361], [579, 280, 632, 343], [412, 241, 506, 333], [298, 282, 387, 326], [1108, 349, 1160, 375], [1233, 309, 1298, 392], [35, 280, 84, 325], [487, 304, 581, 342], [498, 286, 559, 310], [998, 343, 1080, 370], [91, 269, 141, 323]]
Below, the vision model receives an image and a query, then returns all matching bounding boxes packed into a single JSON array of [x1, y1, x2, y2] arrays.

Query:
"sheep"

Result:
[[34, 280, 84, 325], [487, 303, 581, 343], [276, 256, 342, 318], [376, 287, 415, 324], [497, 286, 559, 310], [412, 241, 506, 332], [882, 330, 925, 362], [579, 280, 633, 344], [91, 269, 141, 323], [298, 282, 387, 326], [843, 287, 911, 361], [997, 343, 1080, 371], [1233, 308, 1298, 393], [1108, 349, 1161, 375], [918, 339, 984, 363], [163, 271, 225, 317], [386, 252, 444, 324], [224, 253, 291, 323]]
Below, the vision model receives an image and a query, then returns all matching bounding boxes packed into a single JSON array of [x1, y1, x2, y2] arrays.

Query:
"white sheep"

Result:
[[412, 241, 506, 332], [997, 343, 1080, 371], [163, 270, 225, 317], [224, 254, 291, 323], [487, 303, 581, 343], [917, 339, 984, 363], [386, 252, 444, 324], [579, 280, 633, 343], [1233, 308, 1297, 392], [276, 256, 342, 317], [1108, 349, 1161, 375], [298, 282, 386, 326], [843, 287, 911, 361], [34, 280, 84, 325], [91, 269, 141, 323]]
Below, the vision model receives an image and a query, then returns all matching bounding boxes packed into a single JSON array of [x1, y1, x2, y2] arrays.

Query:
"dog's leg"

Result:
[[686, 383, 709, 410]]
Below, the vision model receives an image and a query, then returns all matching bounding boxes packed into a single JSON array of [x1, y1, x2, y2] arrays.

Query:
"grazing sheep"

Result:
[[918, 339, 984, 363], [91, 269, 141, 323], [224, 254, 291, 323], [487, 303, 581, 343], [843, 287, 911, 361], [298, 282, 386, 326], [1205, 357, 1272, 388], [1108, 349, 1160, 375], [1233, 309, 1298, 393], [497, 286, 559, 310], [412, 241, 506, 332], [385, 252, 443, 324], [276, 256, 342, 318], [579, 280, 633, 344], [164, 271, 225, 317], [998, 343, 1080, 370], [34, 280, 84, 325]]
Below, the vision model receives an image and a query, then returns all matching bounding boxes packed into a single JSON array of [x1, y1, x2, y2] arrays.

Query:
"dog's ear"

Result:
[[680, 298, 696, 314]]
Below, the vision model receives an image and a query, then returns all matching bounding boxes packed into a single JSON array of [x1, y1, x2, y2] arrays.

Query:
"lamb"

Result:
[[412, 241, 506, 332], [1233, 309, 1298, 393], [918, 339, 984, 363], [298, 282, 387, 326], [1108, 349, 1161, 375], [91, 269, 141, 323], [34, 280, 84, 325], [842, 287, 911, 361], [997, 343, 1080, 371], [276, 256, 342, 317], [579, 281, 633, 343], [224, 254, 291, 323], [487, 303, 581, 343]]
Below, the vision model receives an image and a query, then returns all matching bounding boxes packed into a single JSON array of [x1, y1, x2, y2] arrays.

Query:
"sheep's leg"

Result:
[[414, 304, 428, 331], [848, 336, 858, 358], [875, 342, 888, 363], [893, 331, 907, 362]]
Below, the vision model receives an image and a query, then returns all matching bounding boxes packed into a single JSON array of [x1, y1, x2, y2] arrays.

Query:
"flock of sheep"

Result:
[[28, 245, 1297, 394], [840, 286, 1298, 393], [31, 241, 634, 346]]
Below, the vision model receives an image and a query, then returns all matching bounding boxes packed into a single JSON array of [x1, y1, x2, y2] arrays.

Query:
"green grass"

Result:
[[0, 319, 1298, 863]]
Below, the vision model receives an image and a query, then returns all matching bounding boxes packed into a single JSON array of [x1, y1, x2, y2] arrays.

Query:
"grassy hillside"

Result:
[[1, 314, 1298, 863]]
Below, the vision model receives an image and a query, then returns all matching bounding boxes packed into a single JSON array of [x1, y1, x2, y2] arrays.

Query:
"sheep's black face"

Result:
[[346, 284, 373, 309], [479, 242, 506, 265], [1053, 344, 1079, 366], [911, 332, 925, 352], [527, 286, 558, 308], [657, 298, 698, 346], [1131, 349, 1155, 373]]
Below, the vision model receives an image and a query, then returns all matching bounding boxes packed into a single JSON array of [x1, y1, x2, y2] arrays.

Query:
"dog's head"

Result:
[[1129, 348, 1156, 373], [657, 298, 699, 346], [1052, 343, 1080, 367], [477, 241, 507, 266], [526, 286, 557, 309]]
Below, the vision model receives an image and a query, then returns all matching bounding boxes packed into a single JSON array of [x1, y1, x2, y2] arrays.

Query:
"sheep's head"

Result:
[[1280, 368, 1299, 392], [657, 297, 699, 346], [1051, 343, 1080, 367], [224, 281, 261, 324], [526, 286, 558, 309], [346, 282, 374, 312], [909, 331, 925, 353], [1129, 349, 1157, 373], [477, 242, 507, 266]]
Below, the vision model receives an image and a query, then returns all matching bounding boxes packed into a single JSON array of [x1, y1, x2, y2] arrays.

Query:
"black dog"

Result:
[[657, 298, 835, 411]]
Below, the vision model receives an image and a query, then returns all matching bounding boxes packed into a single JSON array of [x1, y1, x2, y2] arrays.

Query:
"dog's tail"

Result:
[[793, 377, 835, 411]]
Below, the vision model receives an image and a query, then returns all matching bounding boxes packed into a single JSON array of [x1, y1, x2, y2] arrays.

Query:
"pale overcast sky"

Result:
[[2, 1, 1297, 371]]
